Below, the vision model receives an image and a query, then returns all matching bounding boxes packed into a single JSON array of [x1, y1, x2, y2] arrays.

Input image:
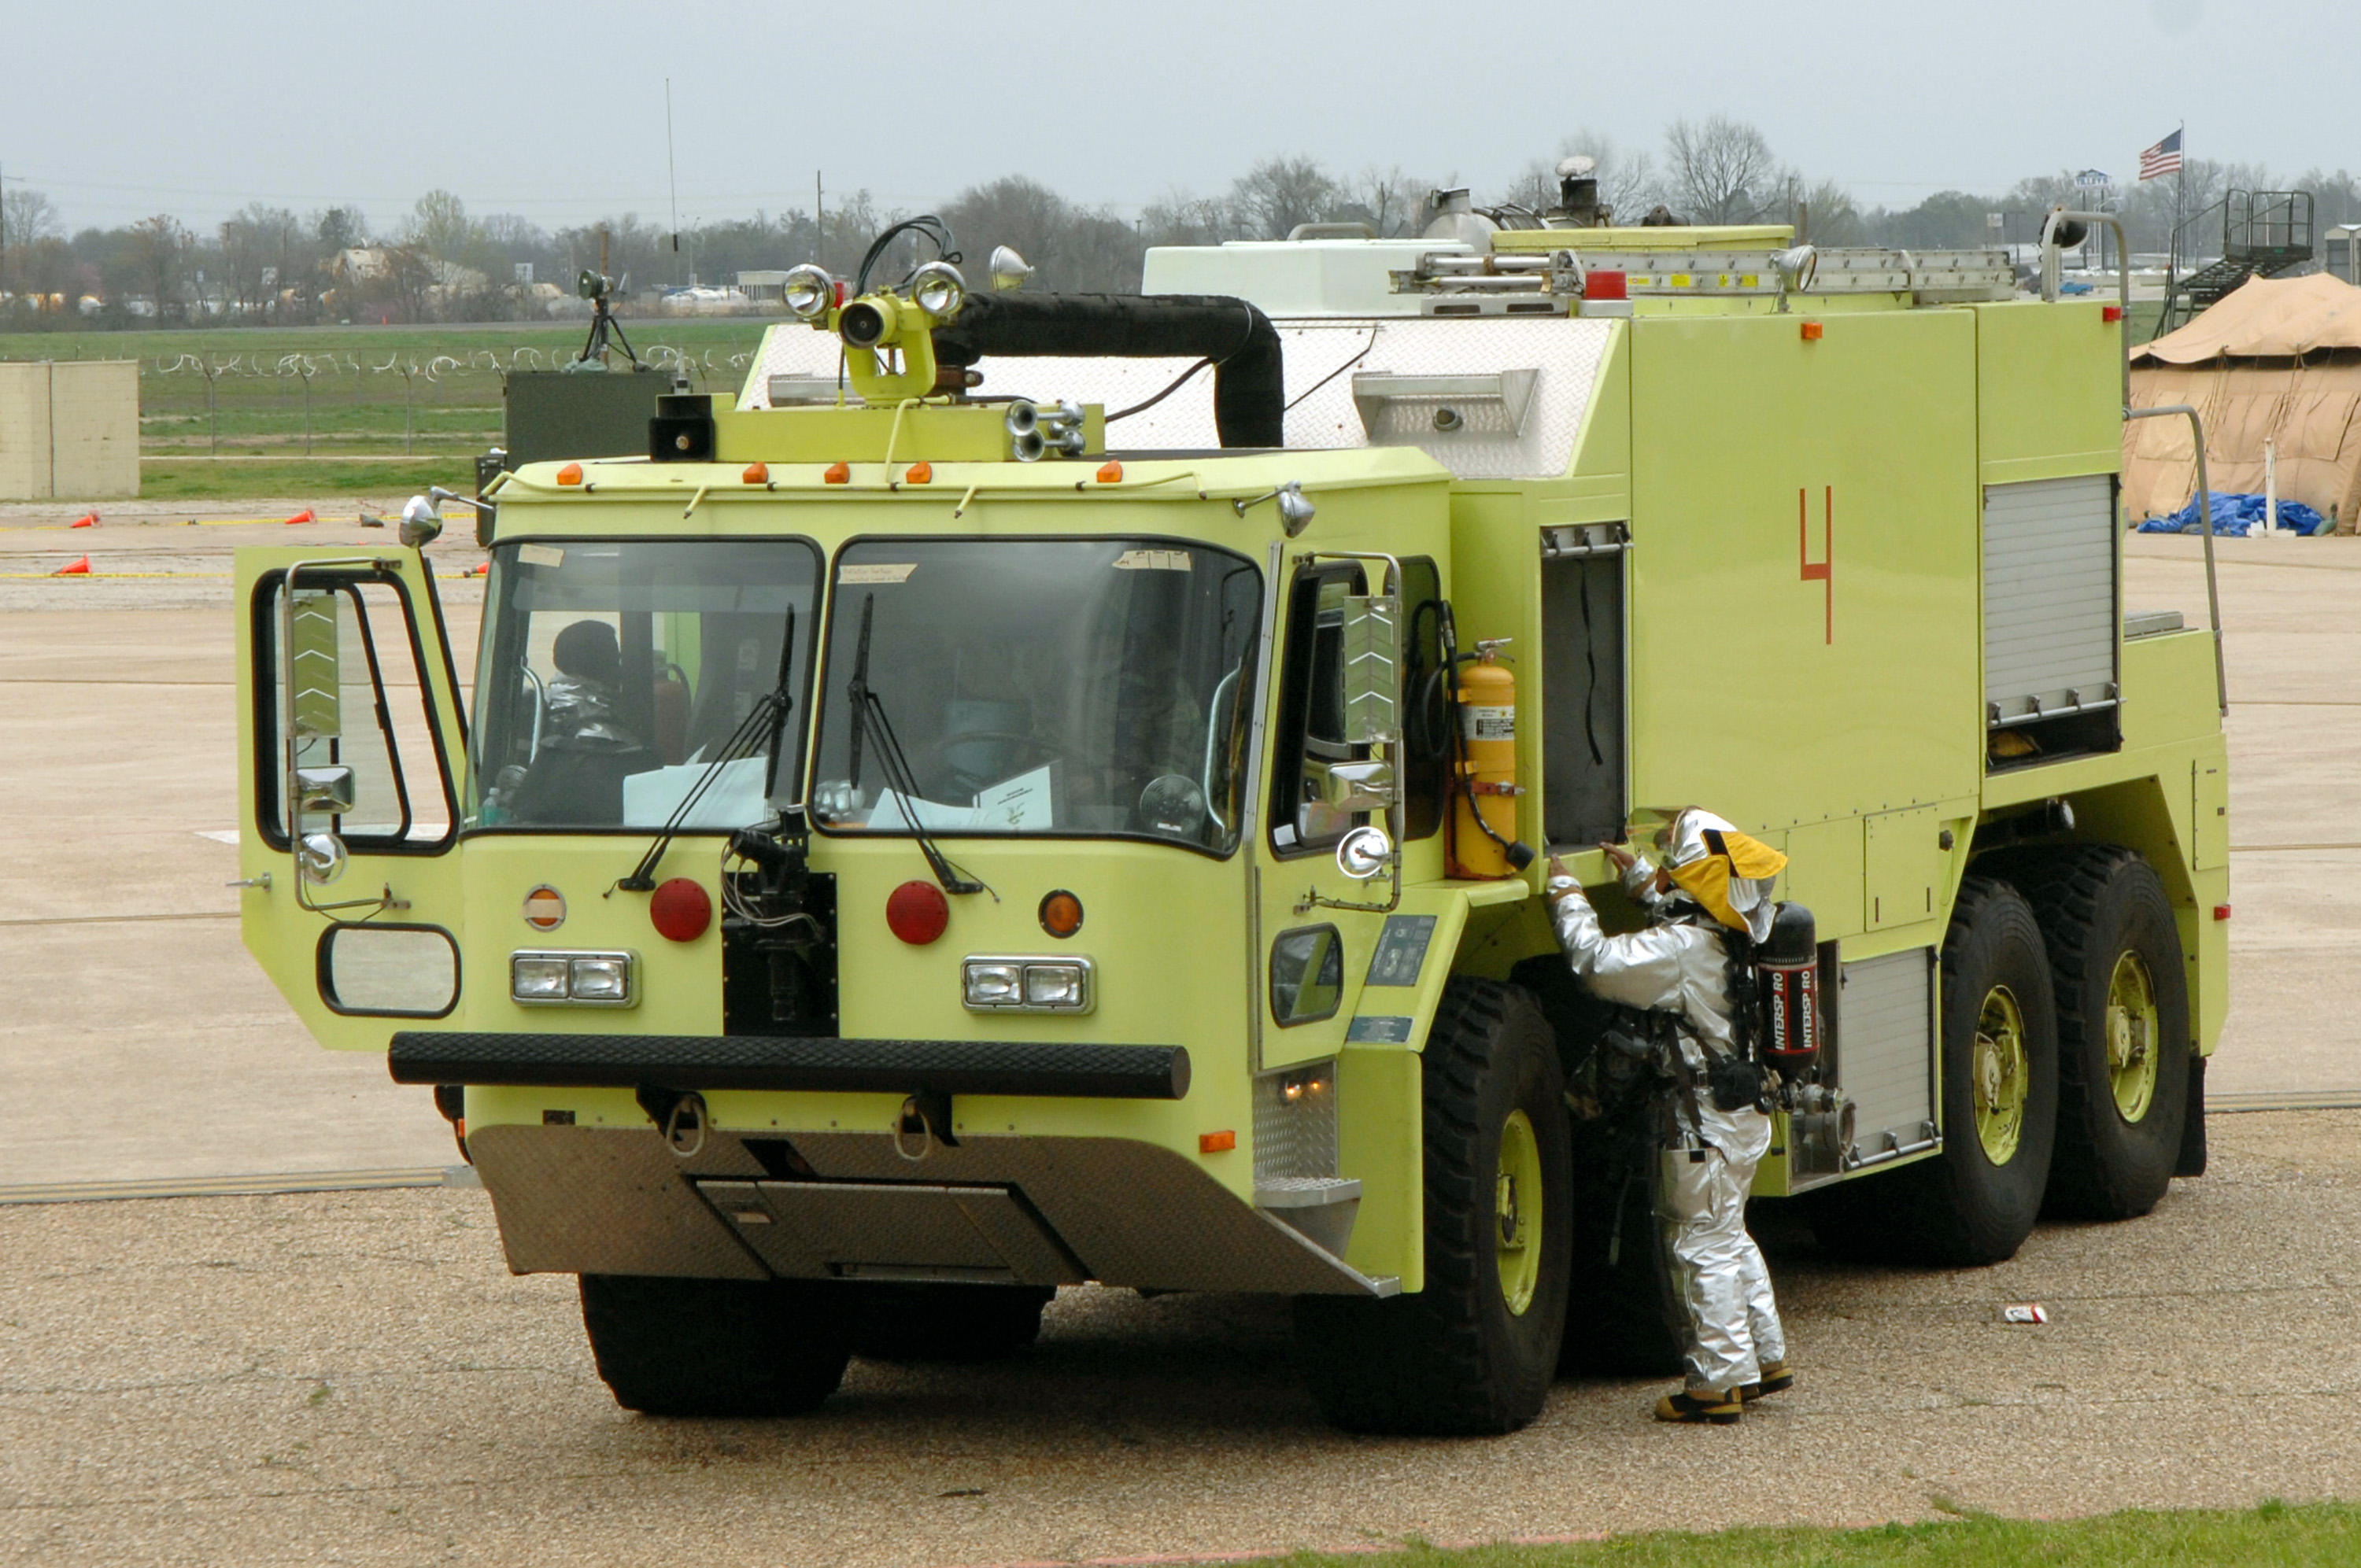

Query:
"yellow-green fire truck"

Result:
[[234, 191, 2228, 1434]]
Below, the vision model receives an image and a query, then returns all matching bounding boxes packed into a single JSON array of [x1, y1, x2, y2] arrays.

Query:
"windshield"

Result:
[[811, 539, 1262, 853], [467, 538, 820, 830]]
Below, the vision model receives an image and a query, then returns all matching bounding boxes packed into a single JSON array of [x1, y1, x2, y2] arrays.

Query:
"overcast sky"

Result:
[[5, 0, 2354, 234]]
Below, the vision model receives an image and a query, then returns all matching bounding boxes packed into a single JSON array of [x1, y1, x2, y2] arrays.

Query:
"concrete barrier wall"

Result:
[[0, 361, 140, 500]]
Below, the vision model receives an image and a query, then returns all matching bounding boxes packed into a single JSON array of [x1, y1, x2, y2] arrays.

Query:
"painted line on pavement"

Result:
[[0, 1166, 476, 1206], [2212, 1090, 2361, 1114]]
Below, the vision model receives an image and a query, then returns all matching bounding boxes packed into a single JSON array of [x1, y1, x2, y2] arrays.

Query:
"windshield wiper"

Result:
[[845, 591, 986, 897], [616, 607, 796, 894]]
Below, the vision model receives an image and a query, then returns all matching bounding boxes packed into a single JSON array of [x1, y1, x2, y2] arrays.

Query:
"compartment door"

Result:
[[1982, 474, 2119, 728], [234, 548, 470, 1050]]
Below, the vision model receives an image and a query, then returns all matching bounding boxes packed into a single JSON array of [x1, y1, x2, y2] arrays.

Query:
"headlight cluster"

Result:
[[963, 956, 1093, 1013], [512, 950, 637, 1008]]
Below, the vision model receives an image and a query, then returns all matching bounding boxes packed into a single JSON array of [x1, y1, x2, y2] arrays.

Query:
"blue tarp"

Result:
[[2135, 491, 2329, 537]]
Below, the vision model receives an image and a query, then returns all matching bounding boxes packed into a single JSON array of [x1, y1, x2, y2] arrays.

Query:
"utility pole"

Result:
[[815, 171, 823, 267]]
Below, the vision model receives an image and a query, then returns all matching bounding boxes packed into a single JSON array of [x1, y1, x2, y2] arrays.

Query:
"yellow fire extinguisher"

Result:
[[1448, 636, 1532, 879]]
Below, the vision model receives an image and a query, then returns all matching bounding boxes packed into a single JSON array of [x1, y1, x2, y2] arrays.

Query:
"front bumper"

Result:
[[464, 1122, 1396, 1298], [389, 1031, 1191, 1100]]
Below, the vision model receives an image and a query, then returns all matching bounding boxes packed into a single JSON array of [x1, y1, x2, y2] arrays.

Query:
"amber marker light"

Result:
[[742, 461, 769, 484], [1096, 460, 1123, 483], [906, 461, 933, 484], [1200, 1131, 1236, 1154], [824, 461, 851, 485], [1038, 889, 1084, 939], [556, 462, 584, 485], [1801, 320, 1824, 341]]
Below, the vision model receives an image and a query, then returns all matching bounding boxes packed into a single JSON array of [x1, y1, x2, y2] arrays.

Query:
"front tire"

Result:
[[2010, 847, 2191, 1220], [580, 1275, 852, 1417], [1294, 980, 1573, 1435]]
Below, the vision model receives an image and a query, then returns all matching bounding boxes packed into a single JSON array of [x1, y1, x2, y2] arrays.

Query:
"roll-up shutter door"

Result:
[[1983, 474, 2118, 728], [1834, 946, 1937, 1164]]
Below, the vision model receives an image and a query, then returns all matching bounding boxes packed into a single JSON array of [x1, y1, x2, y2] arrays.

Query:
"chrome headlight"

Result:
[[1023, 964, 1084, 1007], [567, 955, 631, 1002], [963, 962, 1023, 1007], [512, 954, 570, 1001], [963, 956, 1093, 1013], [783, 263, 835, 322], [512, 949, 638, 1008]]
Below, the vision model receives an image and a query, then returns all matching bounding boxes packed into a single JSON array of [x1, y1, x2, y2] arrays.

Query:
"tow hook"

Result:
[[893, 1090, 958, 1160], [634, 1086, 708, 1159]]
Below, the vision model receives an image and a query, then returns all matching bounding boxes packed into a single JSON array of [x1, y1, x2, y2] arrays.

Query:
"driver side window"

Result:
[[1267, 563, 1366, 857]]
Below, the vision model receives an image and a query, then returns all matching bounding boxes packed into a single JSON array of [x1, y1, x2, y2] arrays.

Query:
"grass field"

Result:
[[1264, 1500, 2361, 1567], [0, 320, 777, 499]]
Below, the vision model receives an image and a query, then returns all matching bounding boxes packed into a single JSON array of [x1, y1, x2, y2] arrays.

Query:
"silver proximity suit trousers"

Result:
[[1550, 865, 1789, 1394]]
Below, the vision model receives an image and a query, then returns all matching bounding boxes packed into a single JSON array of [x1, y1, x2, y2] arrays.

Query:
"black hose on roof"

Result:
[[932, 293, 1284, 448]]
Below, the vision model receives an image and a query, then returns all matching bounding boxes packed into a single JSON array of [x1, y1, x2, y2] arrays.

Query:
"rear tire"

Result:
[[579, 1274, 852, 1417], [1804, 876, 2058, 1266], [2007, 847, 2191, 1220], [1560, 1116, 1686, 1376], [1293, 979, 1573, 1435], [849, 1283, 1053, 1362]]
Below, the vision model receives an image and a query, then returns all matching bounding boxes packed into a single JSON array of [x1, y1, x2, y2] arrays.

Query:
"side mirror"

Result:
[[1318, 759, 1397, 811], [294, 765, 357, 815], [398, 494, 443, 548]]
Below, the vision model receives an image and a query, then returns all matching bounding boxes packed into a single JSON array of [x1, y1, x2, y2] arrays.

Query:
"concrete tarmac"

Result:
[[2, 1109, 2357, 1566]]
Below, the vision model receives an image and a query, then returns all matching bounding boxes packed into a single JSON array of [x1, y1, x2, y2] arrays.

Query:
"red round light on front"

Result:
[[649, 877, 712, 943], [1039, 889, 1084, 939], [886, 880, 950, 945]]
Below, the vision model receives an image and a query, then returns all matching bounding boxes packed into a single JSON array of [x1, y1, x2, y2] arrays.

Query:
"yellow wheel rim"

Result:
[[1972, 985, 2030, 1166], [2105, 950, 2160, 1123], [1495, 1108, 1541, 1316]]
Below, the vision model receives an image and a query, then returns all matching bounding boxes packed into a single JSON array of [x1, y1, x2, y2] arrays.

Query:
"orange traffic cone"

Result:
[[284, 507, 316, 526], [53, 555, 91, 576], [71, 512, 98, 529]]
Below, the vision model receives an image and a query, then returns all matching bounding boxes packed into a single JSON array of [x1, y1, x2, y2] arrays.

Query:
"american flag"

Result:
[[2139, 129, 2184, 181]]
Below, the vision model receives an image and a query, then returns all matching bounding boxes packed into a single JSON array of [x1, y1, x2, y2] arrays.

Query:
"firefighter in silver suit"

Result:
[[1545, 807, 1794, 1425]]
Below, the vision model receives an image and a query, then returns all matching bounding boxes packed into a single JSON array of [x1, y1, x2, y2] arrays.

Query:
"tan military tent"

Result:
[[2126, 272, 2361, 533]]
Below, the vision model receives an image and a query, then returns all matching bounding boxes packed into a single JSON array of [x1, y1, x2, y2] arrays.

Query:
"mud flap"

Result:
[[2175, 1053, 2208, 1178]]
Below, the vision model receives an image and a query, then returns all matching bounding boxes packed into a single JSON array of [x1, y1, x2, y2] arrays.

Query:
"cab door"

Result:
[[234, 547, 471, 1050]]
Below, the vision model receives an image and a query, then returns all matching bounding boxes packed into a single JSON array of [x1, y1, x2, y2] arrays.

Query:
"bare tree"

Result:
[[128, 214, 190, 319], [1501, 132, 1658, 223], [1664, 116, 1787, 224], [1336, 166, 1431, 238], [1795, 179, 1868, 245], [1230, 156, 1342, 239], [1139, 189, 1239, 247], [940, 176, 1147, 291]]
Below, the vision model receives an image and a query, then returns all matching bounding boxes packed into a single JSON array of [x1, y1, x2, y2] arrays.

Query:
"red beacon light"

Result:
[[649, 877, 712, 943], [887, 880, 950, 945]]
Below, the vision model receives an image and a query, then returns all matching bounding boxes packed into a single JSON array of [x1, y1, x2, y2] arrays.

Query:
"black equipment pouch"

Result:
[[1706, 1051, 1769, 1113]]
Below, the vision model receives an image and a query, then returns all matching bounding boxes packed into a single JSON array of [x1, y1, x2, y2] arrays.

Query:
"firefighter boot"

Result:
[[1739, 1360, 1794, 1401], [1653, 1388, 1743, 1426]]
